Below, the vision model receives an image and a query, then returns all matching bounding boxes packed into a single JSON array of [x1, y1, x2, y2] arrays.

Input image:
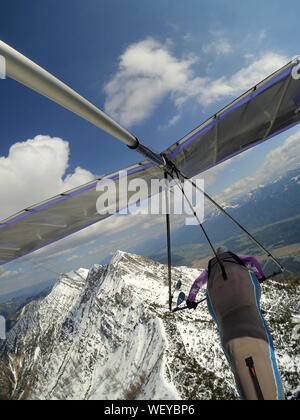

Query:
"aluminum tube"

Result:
[[0, 40, 138, 148]]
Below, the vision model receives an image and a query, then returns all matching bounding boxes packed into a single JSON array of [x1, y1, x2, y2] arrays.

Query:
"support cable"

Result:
[[177, 169, 285, 273], [170, 167, 227, 281], [164, 171, 173, 311]]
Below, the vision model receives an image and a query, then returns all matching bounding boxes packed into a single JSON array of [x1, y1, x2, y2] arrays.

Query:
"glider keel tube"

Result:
[[0, 40, 138, 148]]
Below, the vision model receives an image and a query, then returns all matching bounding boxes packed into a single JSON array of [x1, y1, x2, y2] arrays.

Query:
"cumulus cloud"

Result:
[[0, 130, 165, 265], [0, 135, 95, 220], [216, 129, 300, 203], [103, 37, 289, 127], [104, 38, 199, 126]]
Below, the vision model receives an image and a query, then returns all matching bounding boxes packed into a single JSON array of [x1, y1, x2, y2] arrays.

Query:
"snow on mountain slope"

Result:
[[0, 250, 299, 400]]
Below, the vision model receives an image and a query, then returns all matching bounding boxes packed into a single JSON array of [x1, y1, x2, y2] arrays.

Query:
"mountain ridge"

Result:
[[148, 168, 300, 268], [0, 250, 299, 400]]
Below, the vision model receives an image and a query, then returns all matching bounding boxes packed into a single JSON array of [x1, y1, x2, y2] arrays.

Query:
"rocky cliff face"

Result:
[[0, 251, 299, 400]]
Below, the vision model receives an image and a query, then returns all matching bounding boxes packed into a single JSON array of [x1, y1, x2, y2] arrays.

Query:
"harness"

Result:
[[208, 251, 246, 280]]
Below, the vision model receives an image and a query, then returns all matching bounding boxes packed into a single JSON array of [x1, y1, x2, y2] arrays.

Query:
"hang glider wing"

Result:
[[163, 57, 300, 178], [0, 161, 162, 265], [1, 56, 300, 265]]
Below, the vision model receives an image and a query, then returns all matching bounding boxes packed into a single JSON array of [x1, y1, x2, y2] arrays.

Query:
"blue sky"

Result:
[[0, 0, 300, 295]]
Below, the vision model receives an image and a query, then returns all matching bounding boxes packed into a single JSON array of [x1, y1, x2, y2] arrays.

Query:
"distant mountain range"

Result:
[[1, 168, 298, 315], [0, 279, 55, 305], [147, 168, 300, 265], [175, 167, 300, 244]]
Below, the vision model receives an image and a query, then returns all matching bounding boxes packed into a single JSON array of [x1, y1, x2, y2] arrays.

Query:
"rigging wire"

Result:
[[173, 167, 285, 273], [164, 171, 173, 311], [168, 168, 227, 281]]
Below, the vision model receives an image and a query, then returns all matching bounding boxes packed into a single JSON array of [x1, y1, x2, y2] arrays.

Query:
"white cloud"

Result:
[[259, 130, 300, 180], [0, 268, 23, 279], [158, 113, 181, 131], [0, 135, 95, 220], [104, 38, 289, 128], [0, 142, 167, 265], [183, 51, 289, 107], [66, 255, 80, 262], [167, 114, 181, 127], [193, 148, 255, 191], [215, 129, 300, 203], [202, 32, 233, 56], [103, 38, 200, 126]]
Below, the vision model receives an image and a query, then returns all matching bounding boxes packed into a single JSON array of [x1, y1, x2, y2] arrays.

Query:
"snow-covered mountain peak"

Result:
[[0, 250, 298, 400]]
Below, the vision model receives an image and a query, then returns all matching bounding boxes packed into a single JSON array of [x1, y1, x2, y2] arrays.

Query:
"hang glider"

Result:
[[0, 40, 300, 266]]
